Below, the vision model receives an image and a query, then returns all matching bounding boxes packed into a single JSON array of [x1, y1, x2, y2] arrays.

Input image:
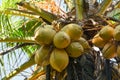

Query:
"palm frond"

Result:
[[0, 0, 41, 79], [0, 0, 21, 10], [16, 1, 58, 23], [28, 66, 46, 80], [2, 54, 35, 80], [0, 9, 39, 19]]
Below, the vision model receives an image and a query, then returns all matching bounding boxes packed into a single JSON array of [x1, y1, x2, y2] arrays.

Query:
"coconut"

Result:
[[66, 42, 84, 58], [78, 37, 90, 50], [53, 31, 70, 48], [117, 45, 120, 57], [92, 33, 107, 48], [34, 27, 41, 35], [61, 23, 83, 40], [114, 25, 120, 41], [44, 25, 54, 29], [34, 46, 51, 66], [50, 48, 69, 72], [99, 25, 114, 40], [34, 26, 56, 45], [102, 42, 117, 59], [34, 25, 53, 36]]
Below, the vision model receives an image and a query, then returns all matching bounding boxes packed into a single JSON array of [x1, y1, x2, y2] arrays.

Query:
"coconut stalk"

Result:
[[74, 0, 84, 21], [16, 2, 58, 23], [97, 0, 112, 15], [2, 55, 35, 80], [0, 37, 36, 43]]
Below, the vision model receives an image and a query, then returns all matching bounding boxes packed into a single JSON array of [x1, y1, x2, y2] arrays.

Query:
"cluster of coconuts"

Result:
[[92, 25, 120, 59], [34, 23, 90, 72]]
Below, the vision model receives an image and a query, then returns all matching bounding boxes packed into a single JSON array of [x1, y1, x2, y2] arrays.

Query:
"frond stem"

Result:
[[97, 0, 112, 15], [0, 37, 36, 43], [17, 2, 58, 23], [0, 43, 35, 55]]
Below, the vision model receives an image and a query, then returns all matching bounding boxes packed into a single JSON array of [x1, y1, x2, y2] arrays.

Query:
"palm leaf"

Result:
[[2, 54, 35, 80], [0, 0, 41, 79], [28, 66, 46, 80], [16, 1, 58, 23], [0, 9, 39, 19], [107, 8, 120, 20]]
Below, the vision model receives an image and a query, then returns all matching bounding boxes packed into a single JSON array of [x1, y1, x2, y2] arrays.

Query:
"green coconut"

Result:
[[44, 25, 54, 29], [78, 37, 90, 50], [66, 42, 84, 58], [114, 25, 120, 41], [53, 31, 71, 48], [61, 23, 83, 40], [117, 45, 120, 57], [92, 33, 107, 48], [102, 42, 117, 59], [34, 45, 51, 66], [99, 25, 114, 40], [34, 26, 56, 45], [50, 48, 69, 72]]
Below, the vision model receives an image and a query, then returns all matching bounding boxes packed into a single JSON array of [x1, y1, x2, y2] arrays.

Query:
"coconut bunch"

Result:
[[92, 24, 120, 59], [33, 23, 90, 72]]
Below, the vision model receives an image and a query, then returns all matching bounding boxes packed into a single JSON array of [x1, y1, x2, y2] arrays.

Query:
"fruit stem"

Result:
[[97, 0, 112, 15], [0, 37, 36, 43], [2, 56, 35, 80]]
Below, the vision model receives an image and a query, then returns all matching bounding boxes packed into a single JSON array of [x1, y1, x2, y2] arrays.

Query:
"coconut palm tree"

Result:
[[0, 0, 120, 80]]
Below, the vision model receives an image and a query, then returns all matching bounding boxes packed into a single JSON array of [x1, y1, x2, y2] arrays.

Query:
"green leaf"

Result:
[[0, 0, 21, 10], [107, 8, 120, 18], [18, 19, 42, 36]]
